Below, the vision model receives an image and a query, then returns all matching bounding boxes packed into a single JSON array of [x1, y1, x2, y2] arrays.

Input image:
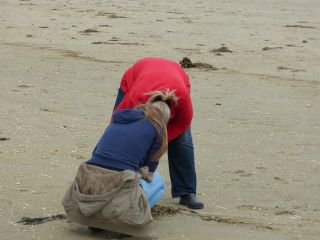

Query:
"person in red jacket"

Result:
[[113, 57, 204, 209]]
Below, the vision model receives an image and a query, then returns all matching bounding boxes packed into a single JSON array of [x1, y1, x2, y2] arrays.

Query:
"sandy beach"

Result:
[[1, 0, 320, 239]]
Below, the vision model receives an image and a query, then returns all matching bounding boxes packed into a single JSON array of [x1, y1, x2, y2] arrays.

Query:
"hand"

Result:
[[139, 166, 154, 182]]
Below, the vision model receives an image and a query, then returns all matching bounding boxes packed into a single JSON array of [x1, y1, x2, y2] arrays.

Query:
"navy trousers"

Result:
[[113, 88, 197, 197]]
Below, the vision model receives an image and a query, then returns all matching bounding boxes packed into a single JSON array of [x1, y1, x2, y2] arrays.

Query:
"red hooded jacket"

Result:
[[115, 57, 193, 141]]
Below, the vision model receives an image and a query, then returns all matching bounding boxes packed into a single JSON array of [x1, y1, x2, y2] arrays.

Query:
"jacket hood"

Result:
[[112, 109, 145, 124]]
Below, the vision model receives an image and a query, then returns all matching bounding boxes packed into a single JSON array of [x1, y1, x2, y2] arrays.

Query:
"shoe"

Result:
[[179, 193, 204, 209]]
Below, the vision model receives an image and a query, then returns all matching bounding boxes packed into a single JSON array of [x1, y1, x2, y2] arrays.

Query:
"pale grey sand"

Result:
[[1, 0, 320, 239]]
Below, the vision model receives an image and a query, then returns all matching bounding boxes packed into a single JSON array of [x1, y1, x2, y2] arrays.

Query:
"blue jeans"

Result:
[[113, 88, 197, 197], [113, 88, 126, 111], [168, 127, 197, 197]]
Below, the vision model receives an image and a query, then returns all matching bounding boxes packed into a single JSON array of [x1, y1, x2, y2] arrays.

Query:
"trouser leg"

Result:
[[168, 127, 197, 197], [113, 88, 125, 110]]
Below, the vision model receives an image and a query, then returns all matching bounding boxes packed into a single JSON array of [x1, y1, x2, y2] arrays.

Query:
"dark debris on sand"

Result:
[[262, 46, 283, 51], [210, 46, 233, 53], [284, 25, 315, 29], [17, 214, 66, 225], [0, 137, 10, 141], [79, 28, 100, 34], [151, 205, 184, 218], [179, 57, 218, 70]]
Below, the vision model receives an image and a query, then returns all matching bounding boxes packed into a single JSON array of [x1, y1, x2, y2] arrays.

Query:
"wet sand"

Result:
[[1, 0, 320, 239]]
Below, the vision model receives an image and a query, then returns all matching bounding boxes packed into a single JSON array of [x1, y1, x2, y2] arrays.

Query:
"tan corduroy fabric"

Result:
[[61, 163, 154, 237]]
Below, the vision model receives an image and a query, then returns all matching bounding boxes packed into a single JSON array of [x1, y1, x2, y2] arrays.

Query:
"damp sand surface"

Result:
[[1, 0, 320, 239]]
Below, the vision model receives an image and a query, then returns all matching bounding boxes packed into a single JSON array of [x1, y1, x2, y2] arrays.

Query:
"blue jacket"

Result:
[[87, 109, 160, 172]]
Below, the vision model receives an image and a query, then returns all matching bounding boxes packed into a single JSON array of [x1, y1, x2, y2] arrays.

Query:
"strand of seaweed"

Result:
[[17, 205, 276, 230], [17, 214, 66, 225], [182, 210, 275, 230], [152, 205, 276, 230]]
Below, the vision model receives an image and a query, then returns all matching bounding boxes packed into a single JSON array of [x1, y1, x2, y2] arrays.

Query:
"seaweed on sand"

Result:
[[179, 57, 218, 70], [17, 214, 66, 225]]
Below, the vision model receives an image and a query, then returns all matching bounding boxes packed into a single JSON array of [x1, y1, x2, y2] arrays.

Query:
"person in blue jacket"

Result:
[[61, 90, 178, 235], [86, 90, 178, 208]]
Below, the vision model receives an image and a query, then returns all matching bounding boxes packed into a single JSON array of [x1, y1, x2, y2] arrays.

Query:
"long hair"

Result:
[[137, 89, 178, 161]]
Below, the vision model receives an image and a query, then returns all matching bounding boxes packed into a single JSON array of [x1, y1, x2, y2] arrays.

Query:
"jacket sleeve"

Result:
[[143, 135, 162, 172]]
